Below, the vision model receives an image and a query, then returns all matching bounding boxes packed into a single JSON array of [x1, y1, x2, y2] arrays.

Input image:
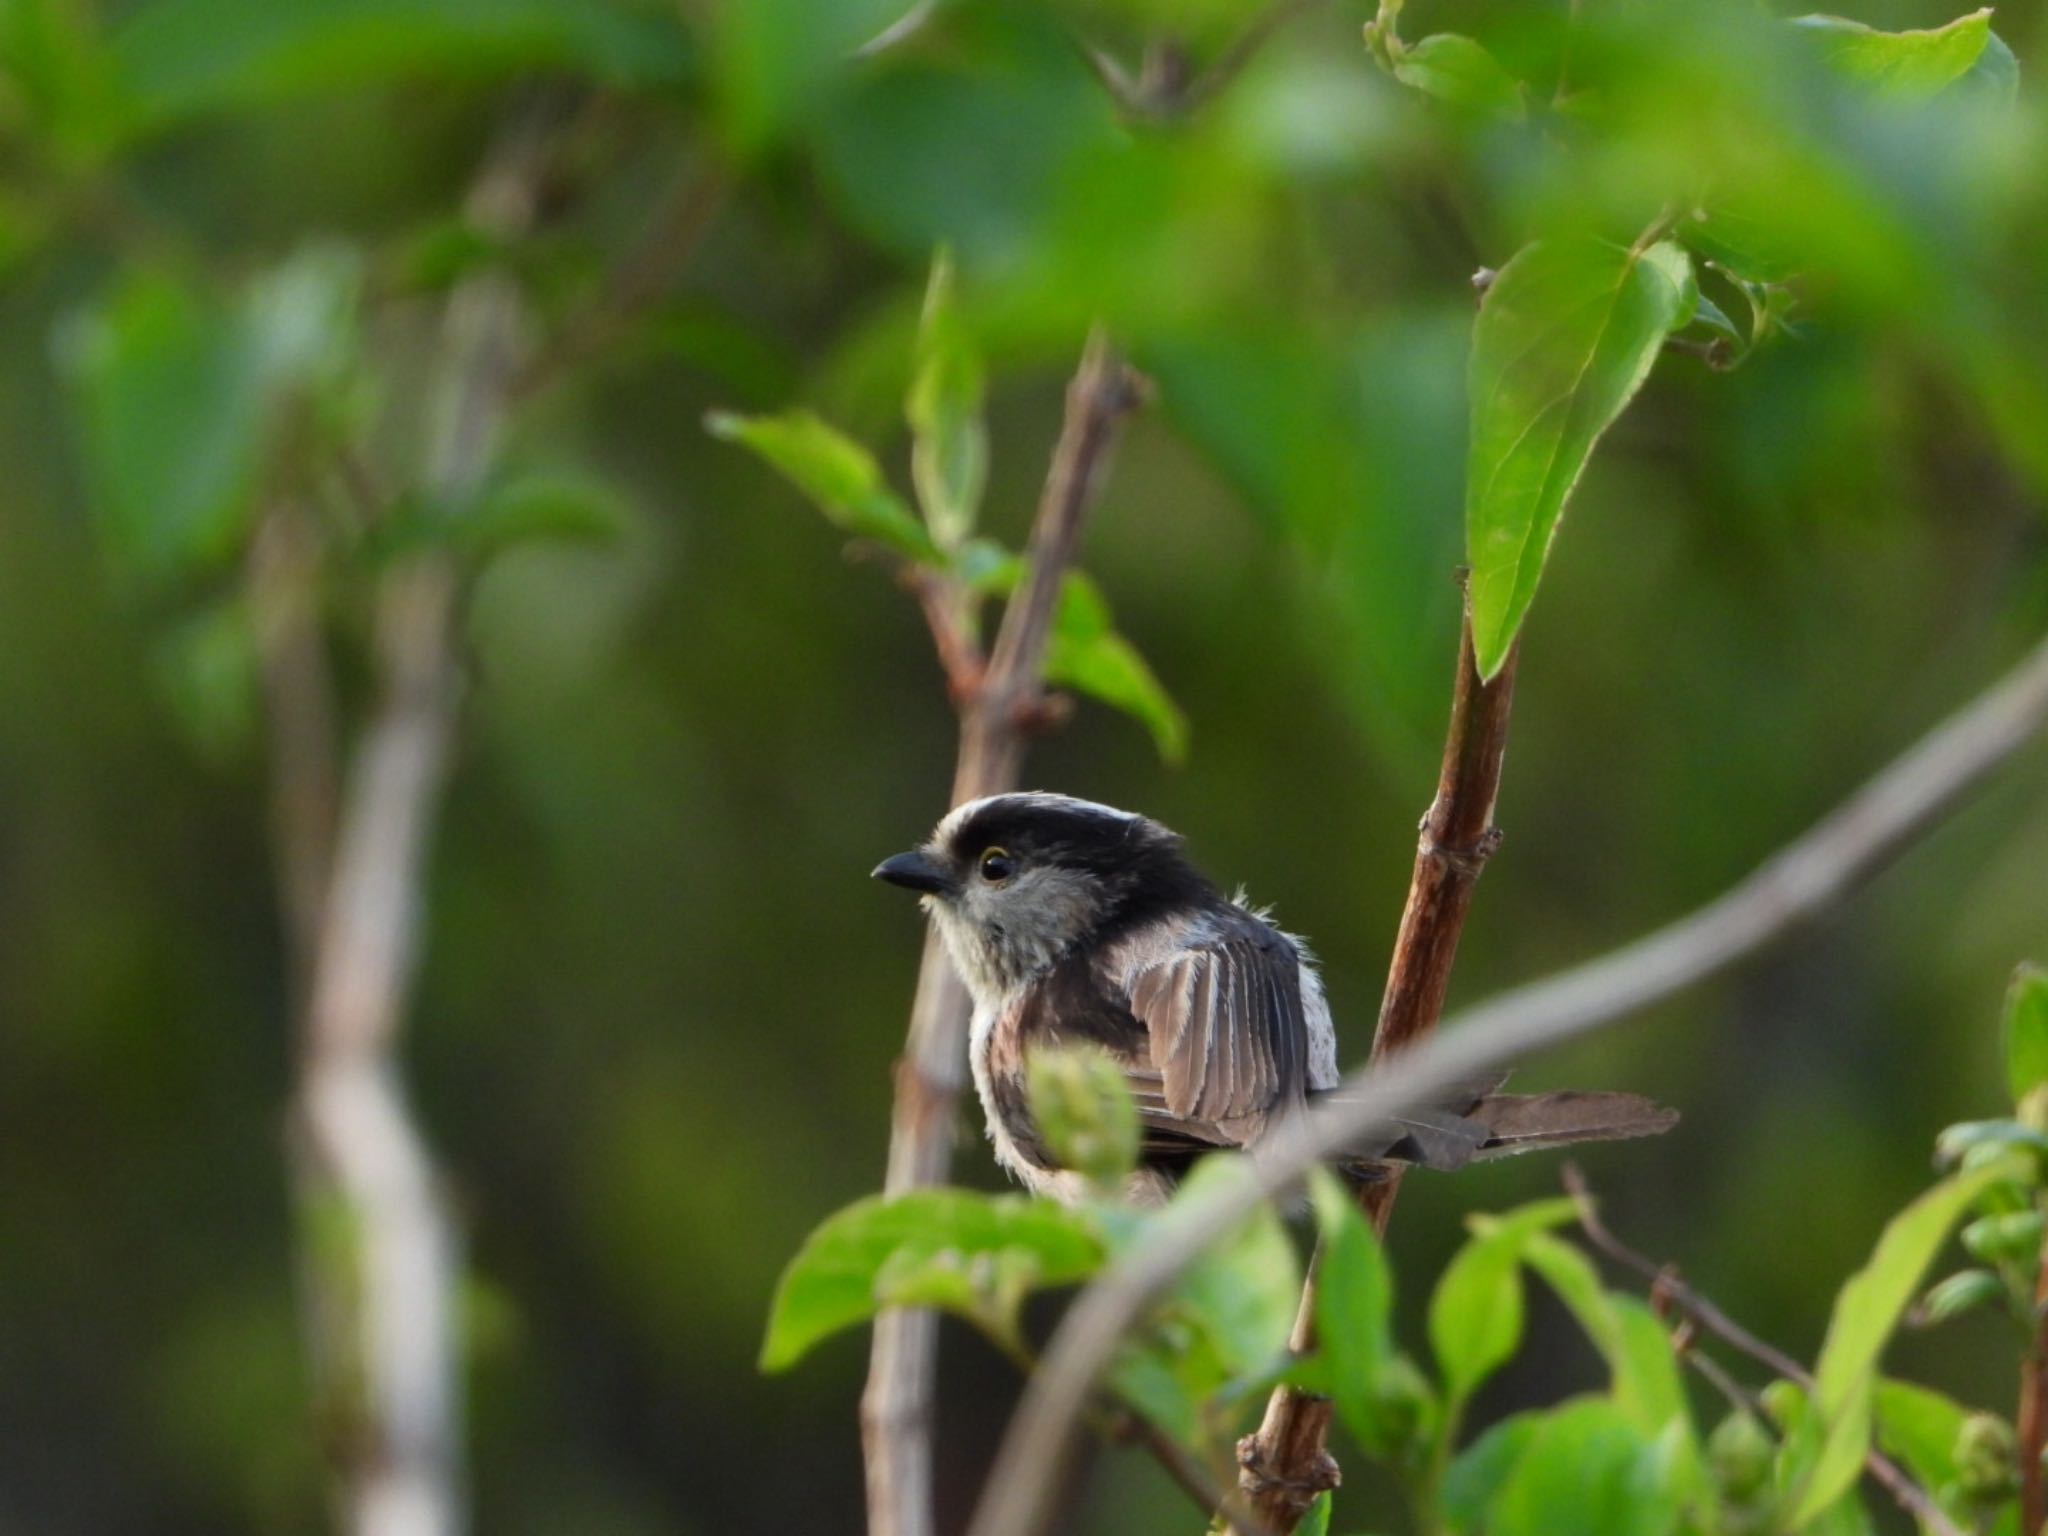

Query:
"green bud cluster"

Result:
[[1024, 1046, 1139, 1191]]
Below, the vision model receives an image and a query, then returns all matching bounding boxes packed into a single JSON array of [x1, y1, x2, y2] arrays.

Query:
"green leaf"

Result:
[[905, 249, 987, 549], [1046, 572, 1188, 764], [871, 1244, 1045, 1348], [1522, 1235, 1687, 1436], [1297, 1491, 1332, 1536], [109, 0, 692, 136], [1442, 1412, 1541, 1531], [1873, 1378, 1970, 1491], [1429, 1226, 1525, 1408], [1934, 1118, 2048, 1167], [68, 275, 269, 586], [2003, 965, 2048, 1103], [1045, 627, 1190, 765], [1111, 1156, 1299, 1447], [1392, 34, 1525, 120], [1464, 237, 1694, 679], [707, 408, 941, 564], [1914, 1269, 2006, 1327], [1786, 1156, 2029, 1525], [1159, 1156, 1301, 1376], [150, 597, 259, 762], [1791, 9, 1992, 97], [67, 251, 359, 590], [1489, 1398, 1680, 1536], [1310, 1169, 1399, 1451], [464, 473, 631, 553], [1958, 29, 2020, 109], [760, 1189, 1101, 1371]]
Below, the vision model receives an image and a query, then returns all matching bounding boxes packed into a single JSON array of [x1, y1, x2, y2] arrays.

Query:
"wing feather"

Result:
[[1118, 911, 1313, 1149]]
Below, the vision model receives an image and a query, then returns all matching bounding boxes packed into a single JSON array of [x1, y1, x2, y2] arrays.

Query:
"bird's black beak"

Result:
[[872, 849, 954, 896]]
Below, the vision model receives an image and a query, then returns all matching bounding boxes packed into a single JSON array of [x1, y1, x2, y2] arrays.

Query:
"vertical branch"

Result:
[[249, 506, 341, 980], [862, 332, 1148, 1536], [273, 120, 544, 1536], [2019, 1235, 2048, 1536], [1238, 602, 1521, 1534]]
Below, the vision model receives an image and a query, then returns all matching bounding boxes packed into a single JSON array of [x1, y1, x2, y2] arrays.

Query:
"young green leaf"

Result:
[[1488, 1398, 1679, 1536], [1110, 1156, 1300, 1447], [109, 0, 692, 138], [706, 408, 942, 563], [2002, 964, 2048, 1103], [1521, 1236, 1687, 1438], [67, 253, 357, 589], [1428, 1227, 1525, 1408], [1309, 1169, 1399, 1451], [1157, 1156, 1301, 1377], [1872, 1378, 1970, 1491], [1957, 29, 2020, 109], [905, 249, 987, 549], [1045, 572, 1188, 764], [1441, 1411, 1541, 1531], [760, 1189, 1101, 1371], [1391, 34, 1525, 120], [1786, 1155, 2030, 1525], [1464, 236, 1695, 679], [150, 596, 260, 761], [1791, 9, 1992, 97], [1912, 1268, 2005, 1327]]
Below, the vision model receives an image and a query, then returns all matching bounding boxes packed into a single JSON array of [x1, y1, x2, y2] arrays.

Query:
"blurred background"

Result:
[[4, 0, 2048, 1531]]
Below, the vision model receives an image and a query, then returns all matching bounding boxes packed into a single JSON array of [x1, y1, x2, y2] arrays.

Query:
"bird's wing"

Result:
[[1120, 911, 1310, 1149]]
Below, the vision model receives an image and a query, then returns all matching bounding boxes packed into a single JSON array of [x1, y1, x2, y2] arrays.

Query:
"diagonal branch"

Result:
[[1239, 606, 1521, 1533], [968, 625, 2048, 1536], [862, 330, 1148, 1536], [1565, 1167, 1966, 1536]]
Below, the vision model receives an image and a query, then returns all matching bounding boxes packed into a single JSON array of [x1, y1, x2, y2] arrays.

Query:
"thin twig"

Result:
[[280, 114, 545, 1536], [861, 332, 1148, 1536], [967, 626, 2048, 1536], [1238, 607, 1522, 1533], [1566, 1167, 1967, 1536]]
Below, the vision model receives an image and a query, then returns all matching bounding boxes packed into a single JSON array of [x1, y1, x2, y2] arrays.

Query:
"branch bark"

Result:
[[1565, 1167, 1966, 1536], [2019, 1229, 2048, 1536], [1238, 609, 1521, 1532], [268, 118, 545, 1536], [862, 331, 1148, 1536], [968, 625, 2048, 1536]]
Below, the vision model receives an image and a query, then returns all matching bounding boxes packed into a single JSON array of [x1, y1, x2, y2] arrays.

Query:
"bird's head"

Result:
[[871, 792, 1212, 1000]]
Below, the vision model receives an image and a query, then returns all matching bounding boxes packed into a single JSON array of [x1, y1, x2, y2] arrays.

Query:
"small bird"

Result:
[[873, 792, 1675, 1205]]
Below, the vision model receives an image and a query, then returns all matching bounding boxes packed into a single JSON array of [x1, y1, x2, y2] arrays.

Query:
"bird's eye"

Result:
[[979, 848, 1016, 883]]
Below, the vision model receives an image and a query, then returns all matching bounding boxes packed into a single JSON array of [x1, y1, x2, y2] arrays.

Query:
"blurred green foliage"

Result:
[[4, 0, 2048, 1532], [769, 986, 2048, 1533]]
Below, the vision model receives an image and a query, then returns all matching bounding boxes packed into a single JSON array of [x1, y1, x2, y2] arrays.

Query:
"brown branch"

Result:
[[967, 624, 2048, 1536], [2019, 1227, 2048, 1536], [862, 331, 1148, 1536], [277, 116, 544, 1536], [1565, 1167, 1967, 1536], [1237, 605, 1521, 1533]]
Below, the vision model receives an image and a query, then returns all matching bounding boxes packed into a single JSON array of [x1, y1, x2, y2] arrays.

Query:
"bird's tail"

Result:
[[1333, 1086, 1678, 1179]]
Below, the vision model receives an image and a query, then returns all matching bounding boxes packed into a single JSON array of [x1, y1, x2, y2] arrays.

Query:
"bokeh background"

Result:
[[4, 0, 2048, 1532]]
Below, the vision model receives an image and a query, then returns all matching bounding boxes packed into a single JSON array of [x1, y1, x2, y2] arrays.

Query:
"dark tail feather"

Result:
[[1342, 1090, 1677, 1177]]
